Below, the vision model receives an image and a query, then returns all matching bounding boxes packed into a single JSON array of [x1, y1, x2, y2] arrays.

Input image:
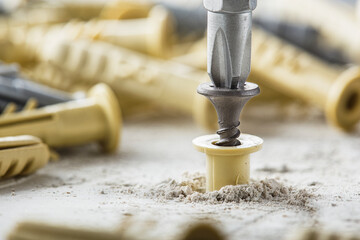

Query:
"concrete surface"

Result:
[[0, 106, 359, 239]]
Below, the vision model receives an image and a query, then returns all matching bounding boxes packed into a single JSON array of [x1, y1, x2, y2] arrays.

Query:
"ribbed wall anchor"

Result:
[[0, 135, 49, 178], [0, 84, 121, 153]]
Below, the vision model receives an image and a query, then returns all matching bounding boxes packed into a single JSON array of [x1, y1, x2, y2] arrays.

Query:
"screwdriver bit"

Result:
[[198, 0, 259, 146]]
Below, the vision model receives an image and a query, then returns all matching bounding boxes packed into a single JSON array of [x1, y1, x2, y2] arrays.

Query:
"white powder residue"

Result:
[[119, 173, 314, 208]]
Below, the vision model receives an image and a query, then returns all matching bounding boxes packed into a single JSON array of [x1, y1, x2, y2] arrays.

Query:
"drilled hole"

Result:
[[346, 92, 359, 112]]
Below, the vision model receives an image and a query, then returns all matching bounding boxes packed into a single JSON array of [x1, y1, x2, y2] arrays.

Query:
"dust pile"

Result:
[[120, 173, 314, 207]]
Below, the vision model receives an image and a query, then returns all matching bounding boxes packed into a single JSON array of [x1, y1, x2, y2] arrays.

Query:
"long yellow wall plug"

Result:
[[251, 28, 360, 131], [7, 221, 224, 240], [90, 6, 174, 58], [38, 39, 217, 130], [0, 5, 173, 64], [0, 135, 49, 178], [0, 84, 121, 153], [100, 0, 153, 20]]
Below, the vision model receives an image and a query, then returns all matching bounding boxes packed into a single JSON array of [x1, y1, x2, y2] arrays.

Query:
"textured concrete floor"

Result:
[[0, 106, 359, 239]]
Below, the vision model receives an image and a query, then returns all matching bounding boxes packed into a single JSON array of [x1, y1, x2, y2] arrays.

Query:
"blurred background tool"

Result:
[[36, 39, 217, 130], [256, 0, 360, 64], [0, 63, 75, 114], [0, 135, 49, 179], [198, 0, 259, 146], [0, 84, 121, 153], [253, 18, 350, 65], [7, 220, 224, 240]]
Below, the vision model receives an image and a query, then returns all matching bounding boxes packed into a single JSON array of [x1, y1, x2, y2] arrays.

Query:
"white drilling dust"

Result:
[[119, 173, 314, 208]]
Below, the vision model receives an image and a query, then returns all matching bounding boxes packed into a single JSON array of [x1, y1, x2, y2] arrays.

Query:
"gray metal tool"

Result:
[[197, 0, 259, 146], [0, 64, 74, 113], [253, 18, 350, 65]]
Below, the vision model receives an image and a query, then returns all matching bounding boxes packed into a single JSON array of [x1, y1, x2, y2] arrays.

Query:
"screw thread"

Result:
[[215, 121, 241, 146]]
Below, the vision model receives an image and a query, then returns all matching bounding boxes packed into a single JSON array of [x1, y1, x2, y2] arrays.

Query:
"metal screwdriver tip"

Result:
[[199, 0, 259, 146]]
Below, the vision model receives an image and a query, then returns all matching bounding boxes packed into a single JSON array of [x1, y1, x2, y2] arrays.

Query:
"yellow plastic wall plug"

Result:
[[251, 28, 360, 131], [39, 39, 218, 130], [0, 6, 173, 64], [21, 62, 86, 92], [0, 84, 121, 153], [8, 221, 224, 240], [0, 135, 49, 178], [89, 6, 174, 59], [193, 134, 263, 192], [100, 0, 154, 20]]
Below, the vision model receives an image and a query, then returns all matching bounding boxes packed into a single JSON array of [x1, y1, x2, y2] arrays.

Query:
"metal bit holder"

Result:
[[0, 84, 121, 153]]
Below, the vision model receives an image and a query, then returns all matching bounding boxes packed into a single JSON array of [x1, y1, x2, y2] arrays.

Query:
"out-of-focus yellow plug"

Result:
[[0, 135, 49, 178], [0, 84, 121, 153]]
